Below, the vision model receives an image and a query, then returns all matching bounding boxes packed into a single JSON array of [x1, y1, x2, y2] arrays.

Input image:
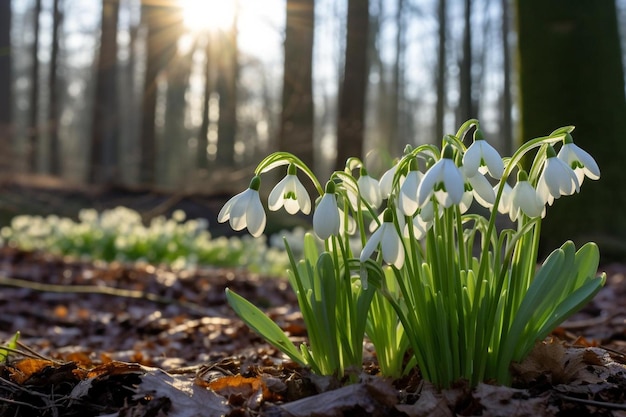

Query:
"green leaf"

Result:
[[225, 288, 305, 365], [0, 331, 20, 362]]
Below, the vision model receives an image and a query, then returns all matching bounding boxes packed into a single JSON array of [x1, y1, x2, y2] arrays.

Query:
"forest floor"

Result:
[[0, 247, 625, 417], [0, 178, 625, 416]]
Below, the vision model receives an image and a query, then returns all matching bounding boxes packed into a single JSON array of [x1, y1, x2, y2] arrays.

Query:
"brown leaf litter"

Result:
[[0, 247, 625, 416]]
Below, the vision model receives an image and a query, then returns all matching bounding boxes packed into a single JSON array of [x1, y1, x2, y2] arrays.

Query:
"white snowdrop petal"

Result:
[[381, 226, 404, 268], [462, 144, 481, 176], [379, 165, 398, 198], [442, 160, 465, 205], [469, 174, 495, 207], [217, 195, 237, 223], [399, 172, 420, 216], [480, 142, 505, 179], [268, 177, 288, 211], [459, 192, 473, 214], [284, 198, 301, 215], [359, 175, 382, 208], [246, 196, 267, 237], [229, 191, 252, 231], [360, 227, 384, 263], [314, 194, 340, 239], [295, 180, 312, 214], [417, 162, 442, 206], [514, 182, 544, 218]]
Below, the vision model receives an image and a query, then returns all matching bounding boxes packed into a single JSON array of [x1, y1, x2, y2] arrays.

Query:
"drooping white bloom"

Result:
[[358, 169, 382, 208], [218, 176, 266, 237], [537, 148, 580, 206], [313, 182, 341, 240], [493, 182, 513, 215], [557, 135, 600, 185], [462, 130, 504, 179], [379, 163, 400, 199], [268, 166, 312, 215], [404, 210, 432, 240], [459, 191, 474, 214], [370, 205, 405, 232], [398, 169, 424, 216], [360, 209, 404, 268], [466, 171, 496, 209], [417, 148, 465, 208], [509, 174, 545, 221]]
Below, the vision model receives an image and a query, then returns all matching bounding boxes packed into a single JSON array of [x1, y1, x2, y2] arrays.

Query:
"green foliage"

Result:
[[0, 331, 20, 362], [0, 207, 289, 276]]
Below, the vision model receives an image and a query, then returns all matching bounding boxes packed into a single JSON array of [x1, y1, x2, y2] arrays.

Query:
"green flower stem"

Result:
[[255, 152, 324, 196]]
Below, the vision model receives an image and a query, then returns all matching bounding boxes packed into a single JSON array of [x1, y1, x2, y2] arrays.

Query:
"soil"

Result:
[[0, 247, 625, 417]]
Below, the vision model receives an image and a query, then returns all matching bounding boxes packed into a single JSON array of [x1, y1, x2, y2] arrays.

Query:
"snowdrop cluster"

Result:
[[221, 120, 605, 387]]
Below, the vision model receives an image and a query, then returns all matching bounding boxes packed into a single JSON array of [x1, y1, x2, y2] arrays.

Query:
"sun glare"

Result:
[[181, 0, 236, 32]]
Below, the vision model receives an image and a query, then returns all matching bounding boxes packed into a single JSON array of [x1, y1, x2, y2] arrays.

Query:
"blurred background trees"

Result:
[[1, 0, 625, 255]]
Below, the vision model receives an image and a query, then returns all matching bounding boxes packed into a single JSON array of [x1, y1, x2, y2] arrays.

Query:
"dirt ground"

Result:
[[0, 246, 625, 416]]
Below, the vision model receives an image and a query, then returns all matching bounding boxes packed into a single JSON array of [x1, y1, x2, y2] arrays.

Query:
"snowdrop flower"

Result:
[[417, 146, 465, 208], [404, 211, 432, 240], [218, 176, 266, 237], [379, 162, 400, 199], [509, 171, 545, 221], [557, 133, 600, 185], [268, 164, 312, 215], [398, 160, 424, 216], [358, 168, 382, 209], [493, 182, 513, 215], [465, 170, 496, 209], [537, 146, 580, 206], [370, 205, 405, 233], [313, 181, 341, 240], [462, 129, 504, 179], [360, 209, 404, 269]]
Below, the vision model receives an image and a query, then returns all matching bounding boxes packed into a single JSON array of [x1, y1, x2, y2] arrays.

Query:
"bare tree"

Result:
[[198, 37, 212, 172], [457, 0, 475, 127], [0, 0, 12, 172], [335, 0, 370, 170], [215, 20, 239, 167], [90, 0, 120, 184], [500, 0, 513, 155], [390, 0, 405, 155], [138, 0, 180, 185], [27, 0, 42, 172], [435, 0, 447, 142], [48, 0, 62, 176], [279, 0, 315, 169]]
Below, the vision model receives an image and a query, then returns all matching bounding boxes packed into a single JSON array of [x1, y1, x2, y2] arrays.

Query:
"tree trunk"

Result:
[[500, 0, 513, 156], [28, 0, 42, 172], [457, 0, 473, 127], [335, 0, 369, 171], [435, 0, 447, 142], [198, 37, 212, 172], [48, 0, 62, 176], [215, 22, 238, 167], [0, 0, 12, 172], [162, 21, 192, 187], [138, 2, 179, 185], [390, 0, 404, 156], [516, 0, 626, 260], [279, 0, 315, 170], [90, 0, 120, 184]]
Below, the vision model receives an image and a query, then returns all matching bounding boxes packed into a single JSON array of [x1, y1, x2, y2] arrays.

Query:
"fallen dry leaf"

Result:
[[135, 366, 229, 417]]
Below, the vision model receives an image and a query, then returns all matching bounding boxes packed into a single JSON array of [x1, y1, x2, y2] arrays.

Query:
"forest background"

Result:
[[0, 0, 625, 258]]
